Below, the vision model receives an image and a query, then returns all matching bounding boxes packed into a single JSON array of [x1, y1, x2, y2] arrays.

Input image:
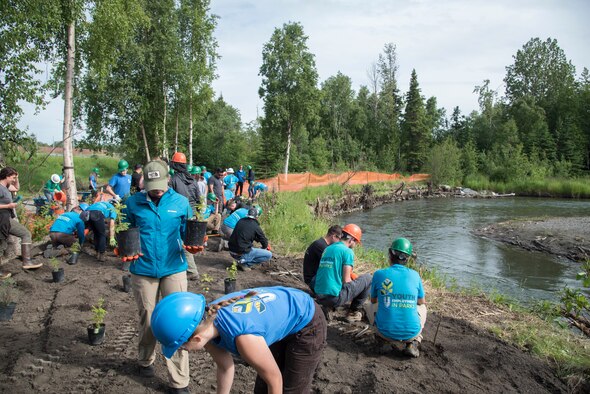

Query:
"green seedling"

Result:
[[49, 257, 61, 272], [0, 278, 16, 307], [91, 297, 107, 332], [200, 273, 214, 283], [70, 241, 81, 253], [226, 261, 238, 281]]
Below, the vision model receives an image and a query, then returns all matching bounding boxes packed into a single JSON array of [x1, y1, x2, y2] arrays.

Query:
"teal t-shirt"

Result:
[[313, 241, 354, 297], [371, 265, 424, 341]]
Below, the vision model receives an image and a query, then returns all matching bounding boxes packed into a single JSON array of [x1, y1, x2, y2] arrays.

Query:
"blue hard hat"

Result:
[[151, 292, 206, 358], [79, 203, 89, 211]]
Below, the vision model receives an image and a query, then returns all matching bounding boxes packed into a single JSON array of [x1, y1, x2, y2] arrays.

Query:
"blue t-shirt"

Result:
[[313, 241, 354, 297], [211, 286, 315, 355], [89, 174, 98, 190], [50, 212, 85, 244], [87, 201, 117, 220], [108, 173, 131, 198], [254, 182, 268, 193], [224, 189, 235, 202], [223, 208, 248, 229], [371, 265, 424, 341], [236, 170, 245, 183], [202, 204, 215, 219], [223, 174, 238, 191]]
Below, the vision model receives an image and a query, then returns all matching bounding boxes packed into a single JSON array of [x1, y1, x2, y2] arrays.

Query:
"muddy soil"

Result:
[[0, 236, 572, 394], [473, 217, 590, 263]]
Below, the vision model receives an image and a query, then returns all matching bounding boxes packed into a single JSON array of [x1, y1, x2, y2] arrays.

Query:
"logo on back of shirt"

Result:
[[380, 278, 393, 295], [231, 292, 276, 314]]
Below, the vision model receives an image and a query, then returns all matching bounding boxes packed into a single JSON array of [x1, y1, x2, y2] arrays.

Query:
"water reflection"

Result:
[[338, 197, 590, 303]]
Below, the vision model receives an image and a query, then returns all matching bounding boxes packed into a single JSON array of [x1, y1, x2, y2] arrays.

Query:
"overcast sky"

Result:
[[19, 0, 590, 143]]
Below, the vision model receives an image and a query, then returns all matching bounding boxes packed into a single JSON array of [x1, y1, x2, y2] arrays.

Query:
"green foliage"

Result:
[[423, 138, 463, 186], [113, 203, 129, 233], [91, 298, 107, 330], [402, 69, 430, 172], [70, 241, 81, 254], [49, 257, 61, 272], [200, 273, 213, 283], [0, 278, 17, 306], [576, 261, 590, 288], [226, 261, 238, 281]]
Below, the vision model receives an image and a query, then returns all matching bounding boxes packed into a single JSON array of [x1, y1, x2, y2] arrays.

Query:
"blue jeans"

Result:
[[241, 247, 272, 266], [316, 273, 372, 311]]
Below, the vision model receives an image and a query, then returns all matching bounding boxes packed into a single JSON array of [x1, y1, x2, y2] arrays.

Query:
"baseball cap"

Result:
[[143, 160, 169, 192]]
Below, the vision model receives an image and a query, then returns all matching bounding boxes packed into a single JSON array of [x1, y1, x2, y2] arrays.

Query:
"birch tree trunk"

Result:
[[162, 82, 167, 158], [62, 21, 78, 211], [189, 94, 193, 165], [283, 121, 292, 178], [175, 107, 179, 152], [141, 123, 151, 161]]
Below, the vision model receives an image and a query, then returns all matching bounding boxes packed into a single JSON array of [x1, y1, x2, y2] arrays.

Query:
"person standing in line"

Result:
[[201, 166, 212, 183], [247, 165, 255, 199], [223, 168, 238, 193], [106, 159, 132, 201], [207, 168, 225, 214], [313, 224, 372, 322], [131, 164, 143, 194], [150, 286, 327, 394], [303, 225, 342, 291], [122, 160, 202, 394], [235, 165, 245, 196], [364, 237, 426, 358], [0, 167, 43, 271]]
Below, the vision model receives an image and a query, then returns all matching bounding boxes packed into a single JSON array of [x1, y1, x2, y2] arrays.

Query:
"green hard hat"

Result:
[[191, 166, 201, 175], [92, 167, 100, 174], [247, 165, 252, 170], [256, 205, 263, 217], [118, 159, 129, 171], [187, 164, 194, 173], [201, 166, 207, 171], [390, 237, 413, 256], [207, 192, 217, 202]]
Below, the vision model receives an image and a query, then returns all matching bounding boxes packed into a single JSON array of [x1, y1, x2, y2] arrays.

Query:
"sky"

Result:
[[19, 0, 590, 143]]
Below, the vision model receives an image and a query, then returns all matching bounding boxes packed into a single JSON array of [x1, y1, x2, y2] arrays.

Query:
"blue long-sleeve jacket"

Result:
[[123, 189, 192, 278]]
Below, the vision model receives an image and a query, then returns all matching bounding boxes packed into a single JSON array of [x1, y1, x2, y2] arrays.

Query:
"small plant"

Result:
[[112, 202, 130, 233], [226, 261, 238, 281], [91, 297, 107, 332], [70, 241, 81, 253], [0, 278, 16, 306], [200, 273, 214, 283], [49, 257, 61, 272]]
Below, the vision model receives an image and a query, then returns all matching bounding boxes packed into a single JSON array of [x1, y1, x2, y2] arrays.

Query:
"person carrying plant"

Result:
[[151, 286, 327, 393], [43, 173, 62, 202], [313, 223, 372, 323], [48, 204, 88, 248], [303, 225, 343, 291], [168, 152, 201, 280], [0, 167, 43, 271], [228, 206, 271, 269], [122, 160, 203, 394], [106, 159, 132, 201], [364, 237, 426, 358], [81, 200, 117, 262]]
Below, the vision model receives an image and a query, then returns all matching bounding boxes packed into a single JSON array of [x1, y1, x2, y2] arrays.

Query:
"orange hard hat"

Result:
[[171, 152, 187, 164], [342, 223, 362, 244]]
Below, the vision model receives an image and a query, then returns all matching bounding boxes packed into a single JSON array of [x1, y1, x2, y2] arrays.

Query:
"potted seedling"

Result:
[[87, 297, 106, 345], [185, 198, 208, 247], [68, 241, 81, 265], [0, 278, 17, 321], [49, 257, 65, 283], [113, 203, 141, 261], [224, 261, 238, 294]]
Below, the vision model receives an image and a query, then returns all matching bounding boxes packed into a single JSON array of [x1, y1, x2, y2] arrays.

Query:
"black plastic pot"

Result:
[[87, 323, 106, 345], [52, 268, 65, 283], [122, 275, 131, 293], [116, 227, 141, 257], [67, 252, 79, 265], [0, 302, 16, 321], [224, 278, 236, 294], [184, 220, 208, 247]]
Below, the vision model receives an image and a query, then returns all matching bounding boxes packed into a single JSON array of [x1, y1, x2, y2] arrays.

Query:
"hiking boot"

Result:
[[97, 252, 106, 262], [187, 271, 200, 281], [168, 386, 190, 394], [237, 262, 251, 272], [22, 244, 43, 270], [403, 340, 420, 358], [345, 310, 363, 323], [139, 364, 155, 378], [216, 240, 224, 252], [0, 271, 11, 280]]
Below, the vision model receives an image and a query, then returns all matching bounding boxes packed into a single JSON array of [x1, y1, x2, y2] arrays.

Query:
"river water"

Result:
[[338, 197, 590, 304]]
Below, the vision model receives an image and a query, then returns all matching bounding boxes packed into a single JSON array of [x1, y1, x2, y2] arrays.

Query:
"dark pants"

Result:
[[236, 182, 244, 196], [253, 302, 327, 394], [316, 273, 372, 311], [248, 181, 255, 198], [87, 210, 106, 253], [49, 232, 77, 248]]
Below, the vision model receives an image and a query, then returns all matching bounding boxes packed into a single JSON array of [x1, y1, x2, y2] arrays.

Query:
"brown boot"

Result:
[[22, 244, 43, 270]]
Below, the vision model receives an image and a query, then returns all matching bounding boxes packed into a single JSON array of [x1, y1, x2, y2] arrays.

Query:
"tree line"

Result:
[[2, 4, 589, 185]]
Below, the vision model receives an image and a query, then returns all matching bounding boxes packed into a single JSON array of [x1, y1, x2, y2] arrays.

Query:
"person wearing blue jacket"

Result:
[[122, 160, 202, 394], [151, 286, 327, 393], [235, 165, 245, 196], [49, 205, 87, 247]]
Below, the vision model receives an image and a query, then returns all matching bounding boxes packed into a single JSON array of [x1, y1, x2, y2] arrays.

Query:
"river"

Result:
[[338, 197, 590, 304]]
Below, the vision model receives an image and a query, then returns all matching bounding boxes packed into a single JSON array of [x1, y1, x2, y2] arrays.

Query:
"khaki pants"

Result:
[[9, 218, 32, 244], [363, 302, 427, 343], [131, 271, 189, 388], [184, 249, 198, 275], [207, 213, 221, 232]]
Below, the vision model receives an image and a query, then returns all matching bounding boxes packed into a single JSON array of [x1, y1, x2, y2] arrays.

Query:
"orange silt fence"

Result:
[[237, 171, 429, 195]]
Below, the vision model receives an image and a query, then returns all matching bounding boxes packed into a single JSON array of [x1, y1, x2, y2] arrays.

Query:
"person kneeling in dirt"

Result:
[[48, 203, 88, 249], [303, 225, 342, 292], [122, 160, 202, 394], [80, 200, 117, 262], [151, 286, 327, 394], [228, 206, 271, 269], [364, 237, 426, 358], [313, 224, 372, 323]]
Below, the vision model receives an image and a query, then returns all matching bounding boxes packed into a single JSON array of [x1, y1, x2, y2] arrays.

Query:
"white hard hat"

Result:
[[51, 174, 61, 183], [227, 168, 234, 173]]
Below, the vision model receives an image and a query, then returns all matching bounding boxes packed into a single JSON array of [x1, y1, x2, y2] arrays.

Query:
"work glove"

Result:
[[109, 237, 117, 248], [119, 250, 143, 262], [350, 272, 359, 280], [114, 195, 122, 202], [184, 244, 204, 254], [266, 243, 272, 251]]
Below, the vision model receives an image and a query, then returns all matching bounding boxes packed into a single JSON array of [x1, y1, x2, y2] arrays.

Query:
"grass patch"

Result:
[[464, 175, 590, 198]]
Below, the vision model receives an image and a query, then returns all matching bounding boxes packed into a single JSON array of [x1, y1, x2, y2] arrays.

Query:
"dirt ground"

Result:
[[473, 217, 590, 263], [0, 235, 574, 394]]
